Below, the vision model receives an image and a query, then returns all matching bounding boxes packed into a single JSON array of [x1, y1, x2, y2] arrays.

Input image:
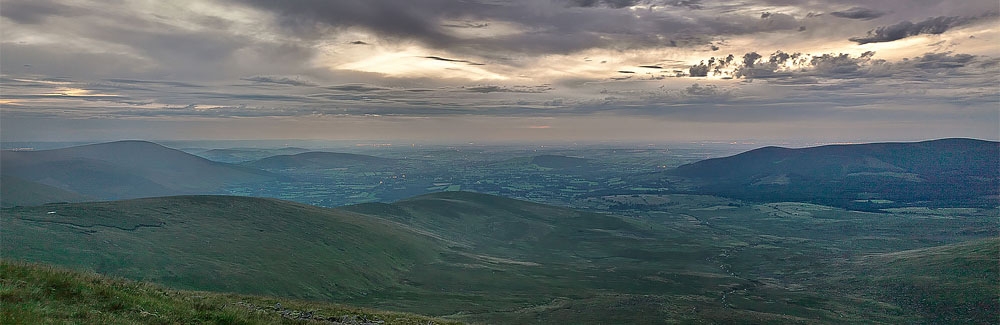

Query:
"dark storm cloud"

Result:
[[849, 15, 984, 44], [230, 0, 806, 57], [829, 7, 885, 20], [233, 0, 460, 44]]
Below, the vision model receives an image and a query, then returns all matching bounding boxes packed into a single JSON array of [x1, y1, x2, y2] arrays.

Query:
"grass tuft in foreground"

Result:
[[0, 260, 462, 324]]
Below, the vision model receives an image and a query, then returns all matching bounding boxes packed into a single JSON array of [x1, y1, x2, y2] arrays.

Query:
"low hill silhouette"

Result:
[[0, 140, 277, 201], [668, 138, 998, 208], [244, 151, 397, 170], [0, 175, 92, 207]]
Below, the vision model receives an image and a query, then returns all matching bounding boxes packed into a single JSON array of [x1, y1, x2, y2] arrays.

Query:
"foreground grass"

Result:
[[855, 237, 1000, 324], [0, 260, 461, 324]]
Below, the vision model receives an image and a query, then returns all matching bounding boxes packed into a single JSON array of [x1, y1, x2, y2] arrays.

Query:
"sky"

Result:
[[1, 0, 998, 143]]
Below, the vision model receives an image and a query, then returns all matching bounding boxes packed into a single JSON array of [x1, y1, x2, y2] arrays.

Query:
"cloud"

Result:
[[688, 54, 736, 77], [441, 21, 489, 28], [231, 0, 810, 59], [829, 7, 885, 20], [423, 56, 485, 66], [461, 85, 553, 93], [682, 83, 724, 97], [568, 0, 641, 8], [911, 52, 976, 70], [684, 49, 991, 84], [326, 84, 387, 92], [568, 0, 705, 9], [2, 2, 320, 81], [0, 0, 84, 24], [104, 79, 206, 89], [242, 76, 317, 87], [689, 64, 709, 77], [1, 0, 997, 142], [671, 0, 704, 10], [849, 15, 983, 44], [234, 0, 459, 45]]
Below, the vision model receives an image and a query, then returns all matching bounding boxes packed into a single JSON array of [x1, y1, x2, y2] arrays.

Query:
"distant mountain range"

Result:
[[243, 151, 398, 170], [0, 140, 277, 203], [2, 138, 995, 210], [666, 138, 999, 208]]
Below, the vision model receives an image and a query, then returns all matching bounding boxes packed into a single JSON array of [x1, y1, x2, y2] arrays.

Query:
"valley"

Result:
[[1, 139, 997, 324]]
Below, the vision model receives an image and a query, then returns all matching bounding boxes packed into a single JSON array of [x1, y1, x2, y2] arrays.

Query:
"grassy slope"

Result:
[[0, 176, 91, 208], [2, 195, 444, 300], [346, 191, 656, 261], [0, 261, 460, 325], [344, 192, 755, 322], [4, 191, 997, 324], [343, 191, 949, 324], [855, 238, 1000, 324]]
